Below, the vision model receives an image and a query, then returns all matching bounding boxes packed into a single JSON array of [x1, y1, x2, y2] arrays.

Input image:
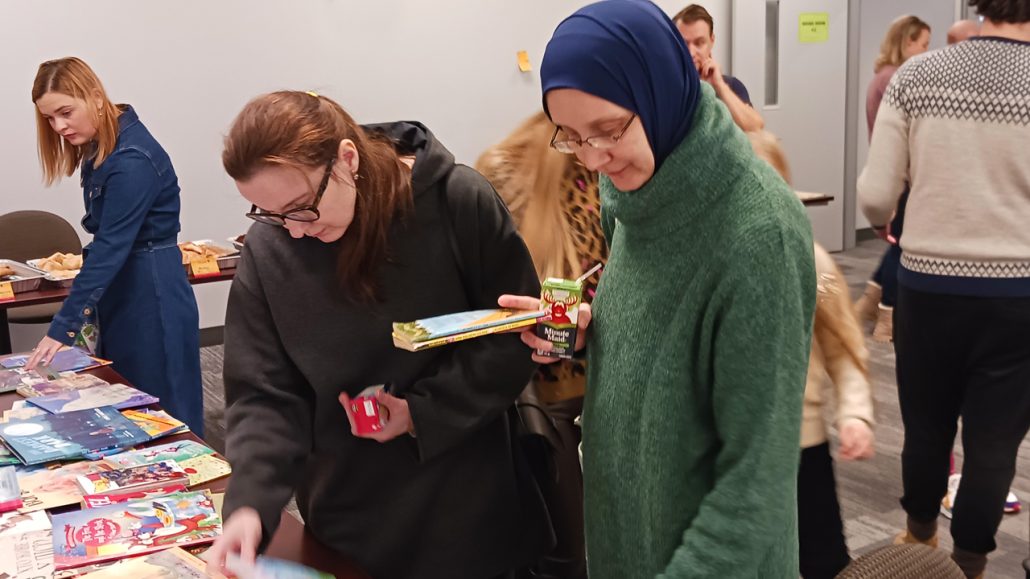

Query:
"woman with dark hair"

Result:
[[502, 1, 816, 576], [205, 91, 551, 579], [859, 0, 1030, 576]]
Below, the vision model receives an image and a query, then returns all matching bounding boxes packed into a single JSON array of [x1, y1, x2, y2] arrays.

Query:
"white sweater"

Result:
[[858, 37, 1030, 297]]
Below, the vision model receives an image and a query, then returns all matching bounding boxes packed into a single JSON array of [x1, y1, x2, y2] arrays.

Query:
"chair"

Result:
[[837, 544, 965, 579], [0, 210, 83, 324]]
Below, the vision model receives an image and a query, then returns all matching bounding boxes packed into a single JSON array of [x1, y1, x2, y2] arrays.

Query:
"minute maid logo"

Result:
[[799, 12, 830, 44]]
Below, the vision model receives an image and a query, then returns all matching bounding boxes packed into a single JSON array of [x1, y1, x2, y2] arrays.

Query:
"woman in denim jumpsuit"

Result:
[[30, 58, 203, 435]]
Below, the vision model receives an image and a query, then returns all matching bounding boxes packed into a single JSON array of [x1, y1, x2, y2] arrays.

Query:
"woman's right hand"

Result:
[[204, 507, 262, 576], [497, 294, 592, 364]]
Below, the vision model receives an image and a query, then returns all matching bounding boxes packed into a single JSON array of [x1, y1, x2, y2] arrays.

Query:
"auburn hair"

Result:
[[32, 57, 121, 185], [874, 15, 931, 73], [476, 112, 584, 281], [222, 91, 412, 303]]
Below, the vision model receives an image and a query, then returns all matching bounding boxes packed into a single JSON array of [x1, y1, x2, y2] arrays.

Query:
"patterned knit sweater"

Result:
[[858, 37, 1030, 297], [584, 82, 816, 578]]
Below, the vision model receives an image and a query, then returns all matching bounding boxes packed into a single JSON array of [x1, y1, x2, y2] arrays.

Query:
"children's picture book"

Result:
[[0, 510, 54, 579], [120, 410, 188, 440], [17, 373, 111, 399], [28, 383, 159, 414], [392, 308, 547, 352], [81, 483, 189, 509], [0, 407, 152, 465], [77, 461, 189, 496], [179, 454, 231, 487], [16, 460, 115, 512], [0, 367, 50, 395], [2, 400, 48, 424], [226, 554, 334, 579], [0, 347, 110, 373], [52, 489, 222, 570], [103, 440, 214, 470], [74, 546, 226, 579]]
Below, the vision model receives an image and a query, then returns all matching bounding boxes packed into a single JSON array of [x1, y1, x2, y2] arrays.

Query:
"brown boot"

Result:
[[873, 304, 894, 343], [854, 281, 882, 323]]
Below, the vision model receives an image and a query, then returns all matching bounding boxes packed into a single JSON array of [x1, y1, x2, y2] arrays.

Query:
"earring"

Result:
[[353, 173, 361, 181]]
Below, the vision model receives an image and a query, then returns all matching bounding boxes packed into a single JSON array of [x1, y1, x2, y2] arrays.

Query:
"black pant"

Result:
[[798, 442, 852, 578], [895, 285, 1030, 554]]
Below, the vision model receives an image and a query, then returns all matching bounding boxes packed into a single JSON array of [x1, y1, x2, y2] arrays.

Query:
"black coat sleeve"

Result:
[[221, 239, 315, 550], [403, 166, 540, 463]]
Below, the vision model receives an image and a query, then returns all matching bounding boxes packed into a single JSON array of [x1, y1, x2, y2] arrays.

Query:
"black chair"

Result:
[[837, 543, 965, 579], [0, 210, 82, 325]]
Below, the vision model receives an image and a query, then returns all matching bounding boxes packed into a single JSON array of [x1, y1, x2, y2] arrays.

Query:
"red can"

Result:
[[350, 387, 384, 435]]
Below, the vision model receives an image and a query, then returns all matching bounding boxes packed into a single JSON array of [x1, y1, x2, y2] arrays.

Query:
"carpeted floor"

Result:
[[198, 238, 1029, 577]]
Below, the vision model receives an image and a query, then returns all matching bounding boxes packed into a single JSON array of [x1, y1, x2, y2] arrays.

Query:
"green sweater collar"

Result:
[[600, 83, 752, 238]]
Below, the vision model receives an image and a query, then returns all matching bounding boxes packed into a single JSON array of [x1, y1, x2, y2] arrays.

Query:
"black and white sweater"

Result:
[[858, 37, 1030, 297]]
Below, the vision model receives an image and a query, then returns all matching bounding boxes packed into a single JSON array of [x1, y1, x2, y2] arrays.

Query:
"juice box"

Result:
[[536, 277, 583, 360]]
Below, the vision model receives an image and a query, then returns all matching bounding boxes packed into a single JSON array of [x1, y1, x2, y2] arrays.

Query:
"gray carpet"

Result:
[[199, 239, 1029, 577]]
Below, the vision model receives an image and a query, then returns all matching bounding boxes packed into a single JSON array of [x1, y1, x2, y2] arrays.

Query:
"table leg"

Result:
[[0, 309, 11, 355]]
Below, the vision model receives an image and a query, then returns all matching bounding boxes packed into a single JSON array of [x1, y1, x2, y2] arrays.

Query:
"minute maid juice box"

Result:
[[536, 277, 583, 360]]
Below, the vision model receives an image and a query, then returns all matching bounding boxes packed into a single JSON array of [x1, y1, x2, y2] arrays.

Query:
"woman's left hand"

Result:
[[25, 336, 65, 371], [838, 418, 875, 461], [339, 389, 414, 443]]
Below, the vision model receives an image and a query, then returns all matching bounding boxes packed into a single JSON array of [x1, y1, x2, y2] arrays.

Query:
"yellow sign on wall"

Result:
[[799, 13, 830, 44]]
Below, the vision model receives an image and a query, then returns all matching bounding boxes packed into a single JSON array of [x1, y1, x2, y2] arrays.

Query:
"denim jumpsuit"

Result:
[[47, 105, 204, 435]]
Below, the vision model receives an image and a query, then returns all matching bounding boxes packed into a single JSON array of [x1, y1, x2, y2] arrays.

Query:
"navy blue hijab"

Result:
[[540, 0, 700, 169]]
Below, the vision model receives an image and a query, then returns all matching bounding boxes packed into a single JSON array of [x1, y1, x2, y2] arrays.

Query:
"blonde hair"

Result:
[[748, 130, 792, 185], [874, 15, 931, 73], [476, 112, 583, 281], [32, 57, 121, 185]]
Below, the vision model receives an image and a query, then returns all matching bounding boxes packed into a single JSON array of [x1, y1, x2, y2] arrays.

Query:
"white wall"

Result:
[[0, 0, 727, 349], [853, 0, 958, 229]]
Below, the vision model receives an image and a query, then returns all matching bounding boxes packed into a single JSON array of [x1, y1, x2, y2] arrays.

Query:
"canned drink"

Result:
[[536, 277, 583, 360], [350, 385, 385, 435]]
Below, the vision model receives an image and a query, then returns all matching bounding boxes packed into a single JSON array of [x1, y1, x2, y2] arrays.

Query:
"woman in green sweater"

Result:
[[502, 1, 815, 577]]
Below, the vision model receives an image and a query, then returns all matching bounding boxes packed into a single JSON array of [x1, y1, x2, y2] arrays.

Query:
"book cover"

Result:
[[77, 461, 188, 495], [0, 407, 152, 465], [119, 410, 188, 441], [0, 347, 109, 373], [0, 367, 49, 395], [103, 440, 214, 470], [29, 384, 159, 414], [81, 483, 189, 509], [74, 546, 226, 579], [2, 400, 48, 424], [392, 308, 546, 346], [17, 373, 111, 399], [17, 460, 115, 512], [226, 554, 334, 579], [0, 510, 54, 579], [179, 454, 231, 486], [52, 489, 222, 570]]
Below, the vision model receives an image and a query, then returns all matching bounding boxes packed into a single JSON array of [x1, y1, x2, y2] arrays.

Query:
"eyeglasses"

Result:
[[245, 160, 334, 226], [550, 115, 637, 154]]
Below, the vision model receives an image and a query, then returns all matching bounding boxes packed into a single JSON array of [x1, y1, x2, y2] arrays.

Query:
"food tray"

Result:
[[228, 234, 245, 251], [26, 258, 79, 288], [0, 259, 45, 293], [180, 239, 240, 271]]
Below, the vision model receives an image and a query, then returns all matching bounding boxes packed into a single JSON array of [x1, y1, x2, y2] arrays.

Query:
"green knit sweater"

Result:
[[585, 83, 816, 579]]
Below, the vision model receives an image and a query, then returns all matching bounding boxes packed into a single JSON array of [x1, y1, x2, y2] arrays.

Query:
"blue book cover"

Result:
[[0, 347, 102, 373], [0, 406, 151, 466], [27, 383, 159, 414]]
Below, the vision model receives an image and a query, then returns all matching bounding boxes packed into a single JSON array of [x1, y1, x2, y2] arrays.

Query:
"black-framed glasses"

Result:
[[550, 115, 637, 154], [246, 160, 335, 226]]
